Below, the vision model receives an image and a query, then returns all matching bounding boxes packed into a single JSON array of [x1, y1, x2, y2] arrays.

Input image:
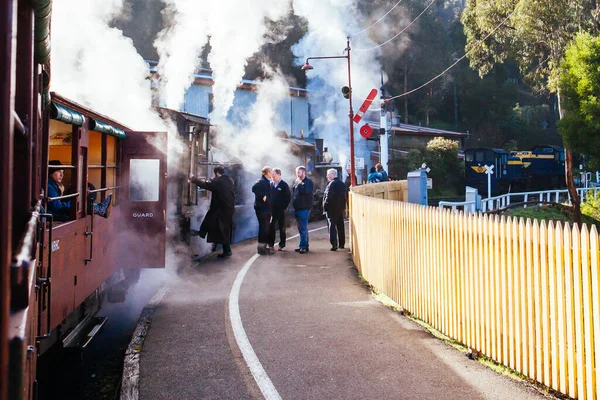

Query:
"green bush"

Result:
[[582, 191, 600, 222], [424, 137, 463, 196]]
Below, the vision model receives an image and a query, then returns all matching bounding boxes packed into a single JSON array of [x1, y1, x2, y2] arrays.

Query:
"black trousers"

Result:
[[268, 209, 286, 247], [256, 211, 271, 244], [327, 213, 345, 248]]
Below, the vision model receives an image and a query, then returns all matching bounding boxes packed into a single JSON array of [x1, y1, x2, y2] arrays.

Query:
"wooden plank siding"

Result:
[[350, 181, 600, 400]]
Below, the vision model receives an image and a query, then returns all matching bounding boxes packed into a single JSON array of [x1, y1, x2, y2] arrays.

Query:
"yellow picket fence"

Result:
[[350, 182, 600, 400]]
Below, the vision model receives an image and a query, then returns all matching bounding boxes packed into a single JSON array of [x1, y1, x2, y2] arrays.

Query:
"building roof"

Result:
[[157, 107, 210, 126], [283, 137, 315, 148], [390, 123, 469, 138]]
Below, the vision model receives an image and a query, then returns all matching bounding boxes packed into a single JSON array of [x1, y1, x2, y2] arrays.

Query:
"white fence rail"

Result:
[[440, 186, 600, 214]]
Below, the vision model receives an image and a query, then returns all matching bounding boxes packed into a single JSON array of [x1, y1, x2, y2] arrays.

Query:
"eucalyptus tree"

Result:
[[462, 0, 598, 224], [559, 32, 600, 169]]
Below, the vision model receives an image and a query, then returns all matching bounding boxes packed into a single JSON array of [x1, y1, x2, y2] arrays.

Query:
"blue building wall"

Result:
[[179, 79, 310, 138]]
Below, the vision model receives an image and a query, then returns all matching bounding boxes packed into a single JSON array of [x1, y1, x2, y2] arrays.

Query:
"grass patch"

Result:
[[505, 204, 600, 229]]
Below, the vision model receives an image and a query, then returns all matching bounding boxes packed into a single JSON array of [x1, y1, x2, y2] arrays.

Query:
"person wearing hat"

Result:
[[47, 160, 71, 221], [189, 165, 236, 258]]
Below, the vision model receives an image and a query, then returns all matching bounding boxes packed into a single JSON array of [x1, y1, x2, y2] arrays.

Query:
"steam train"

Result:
[[2, 3, 340, 398], [464, 145, 566, 195], [2, 2, 169, 399]]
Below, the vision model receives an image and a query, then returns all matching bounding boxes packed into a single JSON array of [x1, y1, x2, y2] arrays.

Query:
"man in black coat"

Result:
[[268, 167, 291, 251], [252, 166, 274, 255], [190, 165, 235, 258], [323, 168, 347, 251]]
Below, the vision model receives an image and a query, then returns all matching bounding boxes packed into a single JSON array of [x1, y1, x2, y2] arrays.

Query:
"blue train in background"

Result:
[[465, 145, 566, 195]]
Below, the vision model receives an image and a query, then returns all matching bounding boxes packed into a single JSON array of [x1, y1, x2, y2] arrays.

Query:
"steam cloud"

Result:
[[155, 0, 383, 182], [155, 0, 291, 118], [51, 0, 164, 131]]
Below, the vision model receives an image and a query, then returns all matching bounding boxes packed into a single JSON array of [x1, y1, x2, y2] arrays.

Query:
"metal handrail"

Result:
[[10, 201, 42, 311], [13, 110, 26, 135], [36, 213, 53, 340], [88, 186, 120, 194], [47, 192, 79, 202], [48, 164, 75, 169], [85, 209, 94, 264]]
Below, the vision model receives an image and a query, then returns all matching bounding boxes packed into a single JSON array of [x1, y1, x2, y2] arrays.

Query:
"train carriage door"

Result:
[[119, 131, 168, 269]]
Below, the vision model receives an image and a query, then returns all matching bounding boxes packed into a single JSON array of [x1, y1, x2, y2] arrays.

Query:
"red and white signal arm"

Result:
[[353, 88, 378, 123], [360, 124, 373, 138]]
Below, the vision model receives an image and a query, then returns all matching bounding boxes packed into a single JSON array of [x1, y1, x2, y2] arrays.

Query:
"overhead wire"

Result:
[[387, 11, 515, 101], [354, 0, 437, 52], [351, 0, 405, 37]]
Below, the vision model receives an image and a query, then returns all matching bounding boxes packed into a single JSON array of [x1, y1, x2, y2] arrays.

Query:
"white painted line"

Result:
[[227, 220, 349, 399], [229, 254, 282, 400], [287, 223, 329, 240]]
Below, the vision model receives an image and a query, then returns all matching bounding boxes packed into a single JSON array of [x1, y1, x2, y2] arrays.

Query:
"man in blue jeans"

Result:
[[292, 166, 313, 254]]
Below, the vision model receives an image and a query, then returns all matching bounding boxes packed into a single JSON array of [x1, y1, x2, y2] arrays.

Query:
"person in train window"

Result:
[[252, 166, 274, 255], [47, 160, 71, 221], [267, 167, 291, 252], [189, 165, 235, 258], [86, 182, 112, 218]]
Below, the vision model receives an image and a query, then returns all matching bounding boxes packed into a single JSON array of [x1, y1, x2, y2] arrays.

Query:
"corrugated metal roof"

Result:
[[157, 107, 210, 125], [390, 123, 469, 137], [284, 138, 315, 148]]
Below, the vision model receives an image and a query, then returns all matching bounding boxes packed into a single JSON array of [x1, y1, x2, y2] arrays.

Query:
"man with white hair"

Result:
[[323, 168, 347, 251]]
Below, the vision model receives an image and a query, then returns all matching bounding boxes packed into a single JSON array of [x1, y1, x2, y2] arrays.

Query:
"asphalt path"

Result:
[[139, 221, 552, 400]]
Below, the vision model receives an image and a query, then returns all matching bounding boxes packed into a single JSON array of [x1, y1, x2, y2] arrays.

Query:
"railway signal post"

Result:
[[484, 165, 494, 198]]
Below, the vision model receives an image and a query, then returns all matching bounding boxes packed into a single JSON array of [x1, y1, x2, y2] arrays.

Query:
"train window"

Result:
[[129, 159, 160, 202], [107, 135, 118, 204], [475, 151, 485, 162], [89, 130, 103, 165], [465, 152, 474, 162]]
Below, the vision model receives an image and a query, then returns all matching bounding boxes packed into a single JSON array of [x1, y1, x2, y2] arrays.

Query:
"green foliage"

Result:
[[582, 191, 600, 222], [462, 0, 595, 94], [558, 32, 600, 160], [407, 149, 424, 171], [424, 137, 463, 195]]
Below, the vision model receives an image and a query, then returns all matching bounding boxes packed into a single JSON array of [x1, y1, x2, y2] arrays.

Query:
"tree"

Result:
[[558, 32, 600, 160], [424, 137, 462, 195], [462, 0, 598, 225]]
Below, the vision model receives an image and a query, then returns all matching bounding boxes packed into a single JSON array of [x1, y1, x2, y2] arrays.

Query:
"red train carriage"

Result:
[[1, 2, 168, 399]]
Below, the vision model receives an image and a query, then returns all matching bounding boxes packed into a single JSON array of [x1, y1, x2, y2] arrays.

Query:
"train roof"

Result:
[[51, 92, 132, 132], [464, 148, 509, 154], [530, 144, 564, 151]]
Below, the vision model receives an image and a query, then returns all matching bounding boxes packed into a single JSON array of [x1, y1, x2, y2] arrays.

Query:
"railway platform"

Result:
[[126, 221, 551, 400]]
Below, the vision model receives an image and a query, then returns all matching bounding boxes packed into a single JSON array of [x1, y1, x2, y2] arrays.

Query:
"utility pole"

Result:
[[379, 71, 389, 172]]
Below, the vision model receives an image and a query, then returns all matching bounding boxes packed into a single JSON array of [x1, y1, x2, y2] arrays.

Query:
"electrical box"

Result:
[[407, 169, 428, 205]]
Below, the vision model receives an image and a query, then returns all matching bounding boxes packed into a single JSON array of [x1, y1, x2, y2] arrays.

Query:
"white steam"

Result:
[[51, 0, 164, 131], [51, 0, 189, 270], [155, 0, 291, 117], [292, 0, 382, 175]]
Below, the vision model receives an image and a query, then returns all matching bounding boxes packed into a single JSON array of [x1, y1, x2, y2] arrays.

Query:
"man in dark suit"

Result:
[[268, 167, 291, 251], [323, 168, 347, 251], [252, 166, 274, 255], [189, 165, 235, 258]]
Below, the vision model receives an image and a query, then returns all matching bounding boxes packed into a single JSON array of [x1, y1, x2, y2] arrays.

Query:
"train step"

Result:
[[62, 316, 108, 349]]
